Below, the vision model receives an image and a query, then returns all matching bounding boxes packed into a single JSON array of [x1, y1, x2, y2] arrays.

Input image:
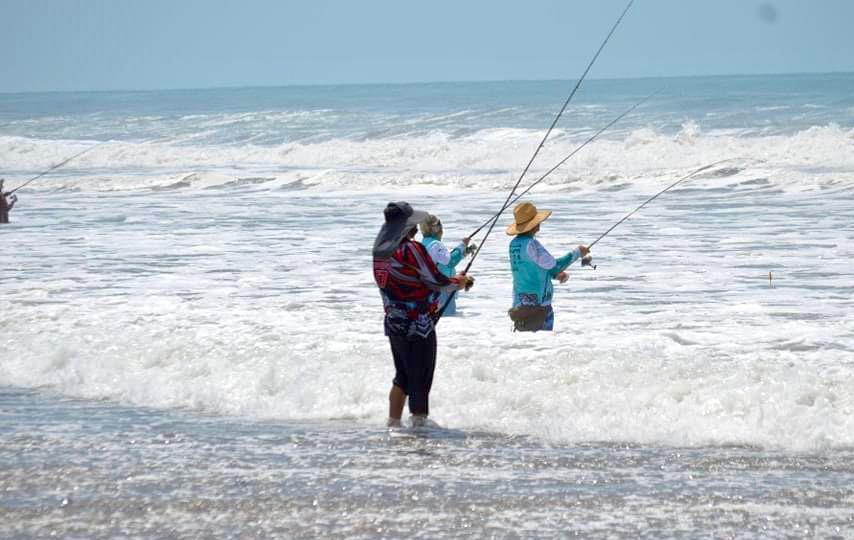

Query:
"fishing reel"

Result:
[[581, 254, 597, 270], [464, 242, 478, 255]]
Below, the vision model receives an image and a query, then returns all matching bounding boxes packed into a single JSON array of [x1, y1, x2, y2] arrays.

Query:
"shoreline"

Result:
[[3, 386, 853, 538]]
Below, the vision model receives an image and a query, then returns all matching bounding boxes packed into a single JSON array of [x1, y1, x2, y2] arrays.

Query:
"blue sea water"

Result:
[[2, 73, 854, 143], [2, 73, 854, 537]]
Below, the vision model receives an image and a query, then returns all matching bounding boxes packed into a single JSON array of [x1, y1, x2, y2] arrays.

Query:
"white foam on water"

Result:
[[2, 169, 853, 451]]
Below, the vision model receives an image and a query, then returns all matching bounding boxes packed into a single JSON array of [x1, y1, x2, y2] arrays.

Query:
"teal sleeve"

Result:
[[549, 248, 582, 277], [448, 243, 465, 269]]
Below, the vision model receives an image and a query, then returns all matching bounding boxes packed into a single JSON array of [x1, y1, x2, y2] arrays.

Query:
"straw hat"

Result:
[[372, 201, 429, 259], [506, 201, 552, 235]]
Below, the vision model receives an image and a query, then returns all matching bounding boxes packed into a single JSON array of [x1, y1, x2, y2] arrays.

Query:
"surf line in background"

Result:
[[436, 0, 636, 320], [465, 91, 657, 240], [6, 140, 107, 195]]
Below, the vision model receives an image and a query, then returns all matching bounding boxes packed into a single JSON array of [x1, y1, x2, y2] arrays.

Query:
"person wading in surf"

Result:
[[0, 180, 19, 224], [419, 214, 475, 316], [507, 201, 588, 332], [372, 202, 474, 427]]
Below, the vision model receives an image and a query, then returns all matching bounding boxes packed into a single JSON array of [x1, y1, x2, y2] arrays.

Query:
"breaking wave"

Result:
[[1, 122, 853, 193]]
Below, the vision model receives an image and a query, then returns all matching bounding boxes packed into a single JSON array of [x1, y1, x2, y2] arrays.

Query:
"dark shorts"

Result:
[[389, 331, 437, 416]]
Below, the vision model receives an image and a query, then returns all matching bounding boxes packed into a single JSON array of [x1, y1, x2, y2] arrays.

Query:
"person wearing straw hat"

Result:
[[373, 202, 475, 427], [419, 214, 475, 316], [506, 201, 589, 332], [0, 180, 18, 224]]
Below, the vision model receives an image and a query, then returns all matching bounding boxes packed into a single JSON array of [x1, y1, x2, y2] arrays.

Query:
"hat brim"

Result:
[[372, 209, 429, 258], [506, 210, 552, 235], [406, 209, 429, 230]]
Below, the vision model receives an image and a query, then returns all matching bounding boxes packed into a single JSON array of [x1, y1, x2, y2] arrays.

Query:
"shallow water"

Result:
[[2, 387, 853, 539]]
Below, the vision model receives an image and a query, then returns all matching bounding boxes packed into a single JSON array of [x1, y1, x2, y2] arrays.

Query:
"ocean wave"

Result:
[[1, 299, 851, 452], [2, 151, 853, 451], [1, 123, 853, 193]]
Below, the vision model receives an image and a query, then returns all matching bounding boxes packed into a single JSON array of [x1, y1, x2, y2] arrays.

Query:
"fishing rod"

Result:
[[467, 91, 656, 239], [580, 158, 755, 269], [436, 0, 635, 320], [461, 0, 635, 276], [7, 141, 107, 195]]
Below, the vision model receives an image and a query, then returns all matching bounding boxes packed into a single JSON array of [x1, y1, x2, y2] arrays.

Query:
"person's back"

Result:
[[376, 237, 453, 337], [509, 233, 555, 306], [0, 190, 10, 223], [373, 202, 474, 427], [506, 202, 587, 332], [420, 214, 471, 316], [0, 194, 8, 224], [0, 180, 13, 224]]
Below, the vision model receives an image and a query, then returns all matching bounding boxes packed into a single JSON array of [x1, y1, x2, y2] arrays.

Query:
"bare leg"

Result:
[[388, 385, 406, 426]]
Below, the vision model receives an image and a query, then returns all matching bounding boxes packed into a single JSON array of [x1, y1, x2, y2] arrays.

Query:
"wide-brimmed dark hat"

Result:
[[372, 201, 429, 259]]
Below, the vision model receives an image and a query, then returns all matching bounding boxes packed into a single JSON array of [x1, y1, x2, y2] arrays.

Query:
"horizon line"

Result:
[[2, 69, 853, 97]]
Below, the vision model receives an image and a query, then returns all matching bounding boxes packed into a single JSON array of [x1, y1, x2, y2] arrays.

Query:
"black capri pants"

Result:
[[389, 331, 437, 416]]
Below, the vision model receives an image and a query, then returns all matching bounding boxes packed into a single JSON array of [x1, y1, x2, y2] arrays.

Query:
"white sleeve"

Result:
[[427, 241, 452, 266], [526, 238, 556, 270]]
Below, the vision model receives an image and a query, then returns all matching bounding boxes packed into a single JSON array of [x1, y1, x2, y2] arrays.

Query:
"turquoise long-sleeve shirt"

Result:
[[422, 235, 466, 315], [509, 234, 581, 330]]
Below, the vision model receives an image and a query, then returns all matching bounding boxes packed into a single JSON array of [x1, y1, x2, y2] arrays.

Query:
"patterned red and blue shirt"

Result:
[[373, 238, 462, 337]]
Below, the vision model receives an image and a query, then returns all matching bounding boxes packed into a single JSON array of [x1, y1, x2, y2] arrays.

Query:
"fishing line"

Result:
[[7, 140, 108, 194], [467, 91, 656, 238], [436, 0, 635, 320], [580, 157, 759, 269], [462, 0, 635, 276]]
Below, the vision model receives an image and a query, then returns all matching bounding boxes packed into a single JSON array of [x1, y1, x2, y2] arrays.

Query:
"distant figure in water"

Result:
[[507, 201, 588, 332], [420, 214, 474, 316], [0, 180, 18, 224], [372, 202, 475, 428]]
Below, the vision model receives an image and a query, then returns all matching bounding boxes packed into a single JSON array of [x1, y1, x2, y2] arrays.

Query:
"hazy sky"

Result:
[[1, 0, 852, 93]]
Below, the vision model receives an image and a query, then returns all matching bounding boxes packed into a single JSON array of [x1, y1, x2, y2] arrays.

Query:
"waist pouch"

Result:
[[507, 305, 548, 332]]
